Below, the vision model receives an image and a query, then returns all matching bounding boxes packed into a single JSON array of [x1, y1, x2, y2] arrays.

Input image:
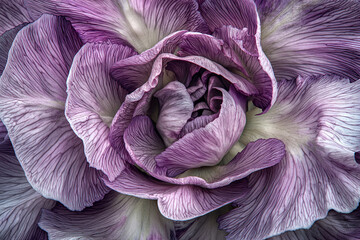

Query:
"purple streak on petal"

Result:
[[155, 81, 194, 146], [155, 87, 246, 177], [258, 0, 360, 81], [0, 152, 55, 240], [179, 114, 217, 138], [104, 166, 250, 220], [0, 0, 35, 36], [269, 207, 360, 240], [65, 43, 136, 181], [219, 75, 360, 239], [111, 31, 185, 92], [0, 15, 109, 211], [25, 0, 207, 51], [39, 192, 175, 240]]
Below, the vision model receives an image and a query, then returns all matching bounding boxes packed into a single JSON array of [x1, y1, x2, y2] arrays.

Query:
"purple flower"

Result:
[[1, 0, 360, 239]]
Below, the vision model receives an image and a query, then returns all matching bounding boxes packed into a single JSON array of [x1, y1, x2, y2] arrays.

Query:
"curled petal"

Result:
[[219, 75, 360, 239], [0, 15, 109, 210], [66, 42, 136, 181]]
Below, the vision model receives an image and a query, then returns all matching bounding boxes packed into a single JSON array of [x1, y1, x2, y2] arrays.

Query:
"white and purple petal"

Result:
[[65, 42, 136, 181], [39, 192, 175, 240], [257, 0, 360, 81], [25, 0, 208, 52], [0, 15, 109, 210], [219, 75, 360, 239]]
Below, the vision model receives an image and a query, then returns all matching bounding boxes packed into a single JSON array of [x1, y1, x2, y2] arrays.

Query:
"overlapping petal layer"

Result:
[[256, 0, 360, 81], [219, 76, 360, 239], [66, 42, 136, 181], [198, 0, 277, 111], [25, 0, 207, 52], [39, 192, 175, 240], [104, 165, 249, 220], [0, 140, 55, 239], [0, 15, 109, 210]]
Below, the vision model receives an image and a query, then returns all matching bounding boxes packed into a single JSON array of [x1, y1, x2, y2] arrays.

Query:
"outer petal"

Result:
[[104, 166, 250, 220], [155, 87, 246, 177], [257, 0, 360, 81], [39, 191, 175, 240], [270, 207, 360, 240], [0, 152, 55, 239], [219, 76, 360, 239], [65, 42, 136, 181], [0, 15, 109, 210], [26, 0, 208, 52], [154, 81, 194, 146]]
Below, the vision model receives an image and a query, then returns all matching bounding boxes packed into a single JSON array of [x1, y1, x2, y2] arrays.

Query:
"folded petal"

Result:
[[26, 0, 207, 52], [257, 0, 360, 81], [65, 42, 136, 181], [270, 207, 360, 240], [155, 87, 246, 177], [0, 152, 55, 239], [39, 191, 175, 240], [155, 81, 194, 146], [219, 75, 360, 239], [104, 166, 249, 220], [0, 0, 34, 36], [0, 15, 109, 210], [111, 31, 185, 92]]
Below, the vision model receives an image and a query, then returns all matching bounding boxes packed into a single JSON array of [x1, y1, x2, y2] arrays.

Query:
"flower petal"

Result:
[[155, 81, 194, 146], [65, 42, 136, 181], [219, 75, 360, 239], [155, 87, 246, 177], [26, 0, 207, 52], [0, 15, 109, 210], [39, 192, 175, 240], [0, 0, 34, 36], [270, 207, 360, 240], [104, 166, 249, 220], [0, 152, 55, 239], [257, 0, 360, 81]]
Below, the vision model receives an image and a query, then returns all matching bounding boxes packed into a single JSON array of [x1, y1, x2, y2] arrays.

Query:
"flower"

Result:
[[1, 0, 360, 239]]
